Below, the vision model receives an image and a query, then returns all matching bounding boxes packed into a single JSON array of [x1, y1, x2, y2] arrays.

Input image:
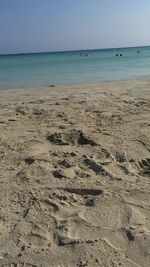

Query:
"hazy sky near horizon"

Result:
[[0, 0, 150, 54]]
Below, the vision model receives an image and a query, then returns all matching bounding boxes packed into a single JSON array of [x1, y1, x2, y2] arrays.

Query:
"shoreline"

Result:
[[0, 77, 150, 94]]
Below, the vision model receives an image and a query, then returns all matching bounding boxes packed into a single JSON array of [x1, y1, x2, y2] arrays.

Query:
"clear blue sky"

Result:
[[0, 0, 150, 54]]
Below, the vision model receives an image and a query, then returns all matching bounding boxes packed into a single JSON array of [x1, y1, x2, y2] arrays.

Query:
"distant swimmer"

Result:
[[85, 53, 88, 57], [120, 54, 122, 56], [116, 54, 118, 56], [137, 50, 140, 53]]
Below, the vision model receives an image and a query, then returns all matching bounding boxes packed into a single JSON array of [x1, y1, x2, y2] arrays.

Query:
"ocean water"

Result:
[[0, 46, 150, 89]]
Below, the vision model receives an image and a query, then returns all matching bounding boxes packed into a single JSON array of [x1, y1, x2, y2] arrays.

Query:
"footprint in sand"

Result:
[[40, 192, 87, 246], [47, 129, 97, 146], [129, 158, 150, 176], [40, 195, 81, 219], [17, 221, 52, 250], [104, 162, 129, 178], [41, 198, 59, 213]]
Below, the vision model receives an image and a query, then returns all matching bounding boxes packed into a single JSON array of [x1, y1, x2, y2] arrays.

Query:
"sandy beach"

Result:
[[0, 79, 150, 267]]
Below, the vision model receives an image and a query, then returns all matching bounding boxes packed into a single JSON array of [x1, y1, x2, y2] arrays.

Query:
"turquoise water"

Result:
[[0, 46, 150, 89]]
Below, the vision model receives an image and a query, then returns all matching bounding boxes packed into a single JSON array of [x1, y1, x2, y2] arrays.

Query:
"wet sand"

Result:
[[0, 79, 150, 267]]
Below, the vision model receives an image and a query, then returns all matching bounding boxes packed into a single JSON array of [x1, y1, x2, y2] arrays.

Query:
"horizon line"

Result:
[[0, 44, 149, 56]]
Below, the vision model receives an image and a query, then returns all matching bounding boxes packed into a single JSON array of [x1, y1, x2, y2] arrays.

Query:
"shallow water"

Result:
[[0, 46, 150, 89]]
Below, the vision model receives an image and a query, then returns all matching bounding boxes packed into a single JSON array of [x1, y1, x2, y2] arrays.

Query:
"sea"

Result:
[[0, 46, 150, 89]]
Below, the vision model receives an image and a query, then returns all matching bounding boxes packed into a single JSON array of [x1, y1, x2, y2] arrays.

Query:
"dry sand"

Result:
[[0, 79, 150, 267]]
